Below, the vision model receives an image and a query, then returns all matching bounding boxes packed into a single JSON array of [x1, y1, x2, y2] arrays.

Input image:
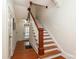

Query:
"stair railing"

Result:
[[28, 8, 44, 55], [30, 1, 48, 8]]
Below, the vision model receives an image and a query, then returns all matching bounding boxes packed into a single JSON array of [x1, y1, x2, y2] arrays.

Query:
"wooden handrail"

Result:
[[28, 8, 43, 29], [28, 8, 44, 55], [30, 1, 48, 8]]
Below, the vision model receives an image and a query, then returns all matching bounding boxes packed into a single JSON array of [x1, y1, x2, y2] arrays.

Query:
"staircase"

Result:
[[28, 7, 65, 59], [38, 29, 65, 59]]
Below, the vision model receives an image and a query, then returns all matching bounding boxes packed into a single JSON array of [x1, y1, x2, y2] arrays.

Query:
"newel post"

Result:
[[38, 28, 44, 55]]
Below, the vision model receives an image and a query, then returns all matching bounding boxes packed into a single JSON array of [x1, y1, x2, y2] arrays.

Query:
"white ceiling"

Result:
[[13, 0, 54, 19], [13, 0, 30, 19]]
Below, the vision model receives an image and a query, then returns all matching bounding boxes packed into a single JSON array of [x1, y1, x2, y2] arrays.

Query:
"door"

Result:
[[16, 20, 25, 41], [8, 17, 13, 57]]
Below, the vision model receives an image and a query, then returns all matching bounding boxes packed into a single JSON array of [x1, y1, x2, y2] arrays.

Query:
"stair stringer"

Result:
[[42, 25, 75, 59]]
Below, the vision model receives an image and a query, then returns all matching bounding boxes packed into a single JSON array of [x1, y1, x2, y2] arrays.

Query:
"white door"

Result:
[[8, 17, 13, 57], [16, 20, 25, 41]]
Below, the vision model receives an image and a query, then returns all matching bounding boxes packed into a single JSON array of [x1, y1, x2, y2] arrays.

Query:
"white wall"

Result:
[[36, 0, 76, 58], [13, 0, 30, 19], [30, 5, 37, 17], [31, 0, 49, 6], [14, 0, 37, 41], [2, 0, 9, 59], [8, 0, 17, 57], [16, 19, 26, 41], [2, 0, 17, 59]]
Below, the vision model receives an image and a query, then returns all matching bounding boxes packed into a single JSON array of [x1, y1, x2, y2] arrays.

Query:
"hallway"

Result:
[[12, 41, 38, 59], [2, 0, 76, 59]]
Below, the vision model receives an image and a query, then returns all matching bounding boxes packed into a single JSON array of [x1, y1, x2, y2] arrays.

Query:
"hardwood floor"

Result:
[[12, 41, 38, 59]]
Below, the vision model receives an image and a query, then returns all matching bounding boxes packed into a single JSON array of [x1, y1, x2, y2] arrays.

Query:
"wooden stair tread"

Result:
[[44, 31, 48, 33], [44, 33, 50, 36], [35, 38, 52, 41], [36, 41, 54, 46], [40, 50, 61, 58], [44, 45, 57, 50], [52, 56, 65, 59]]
